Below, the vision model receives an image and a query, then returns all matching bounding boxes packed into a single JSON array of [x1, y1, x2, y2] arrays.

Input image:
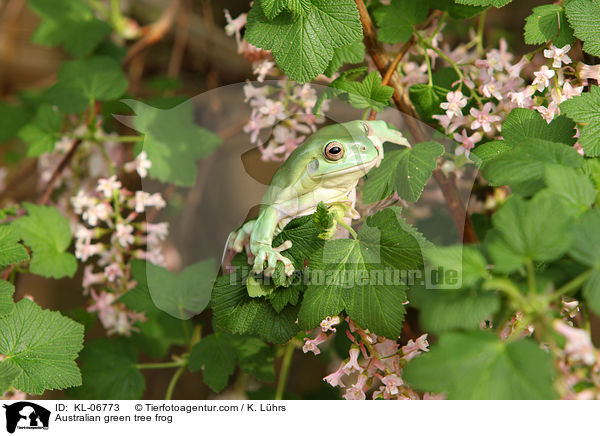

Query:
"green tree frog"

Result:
[[225, 120, 410, 276]]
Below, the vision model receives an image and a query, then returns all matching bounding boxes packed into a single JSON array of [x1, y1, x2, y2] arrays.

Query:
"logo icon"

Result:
[[3, 402, 50, 434]]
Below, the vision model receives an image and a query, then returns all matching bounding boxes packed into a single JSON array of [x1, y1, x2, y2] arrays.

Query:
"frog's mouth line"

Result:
[[317, 158, 379, 179]]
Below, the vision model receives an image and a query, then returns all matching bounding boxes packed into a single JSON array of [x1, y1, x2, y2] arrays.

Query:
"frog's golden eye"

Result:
[[324, 141, 344, 161], [361, 122, 372, 136]]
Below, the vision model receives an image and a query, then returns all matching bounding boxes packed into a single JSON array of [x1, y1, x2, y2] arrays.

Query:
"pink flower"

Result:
[[253, 60, 276, 82], [480, 78, 503, 100], [508, 86, 535, 108], [440, 90, 467, 118], [562, 81, 584, 100], [453, 129, 482, 157], [508, 56, 528, 78], [402, 334, 430, 361], [83, 202, 111, 226], [132, 151, 152, 178], [578, 62, 600, 85], [343, 387, 366, 400], [432, 113, 466, 134], [323, 363, 346, 388], [71, 190, 94, 214], [96, 175, 122, 198], [532, 65, 555, 92], [536, 102, 559, 123], [104, 263, 123, 282], [553, 320, 596, 365], [244, 109, 269, 143], [544, 44, 572, 68], [243, 82, 268, 102], [75, 240, 104, 261], [224, 9, 247, 45], [115, 223, 135, 248], [342, 348, 362, 375], [302, 332, 328, 355], [470, 103, 501, 133], [320, 316, 341, 332], [382, 374, 403, 396], [82, 265, 104, 289]]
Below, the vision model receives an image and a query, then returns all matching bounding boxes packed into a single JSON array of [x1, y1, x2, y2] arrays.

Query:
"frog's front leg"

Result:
[[250, 206, 294, 276]]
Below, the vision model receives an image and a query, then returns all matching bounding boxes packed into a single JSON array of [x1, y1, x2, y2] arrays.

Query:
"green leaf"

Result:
[[408, 286, 500, 333], [0, 298, 84, 395], [502, 109, 576, 147], [362, 141, 443, 203], [569, 209, 600, 315], [211, 254, 300, 343], [561, 86, 600, 156], [543, 164, 595, 217], [424, 245, 488, 289], [470, 140, 512, 167], [0, 280, 15, 317], [121, 261, 191, 358], [374, 0, 429, 44], [226, 335, 275, 382], [261, 0, 312, 19], [395, 141, 444, 202], [268, 285, 301, 312], [403, 331, 558, 399], [272, 214, 324, 269], [28, 0, 111, 57], [430, 0, 487, 18], [46, 56, 128, 113], [565, 0, 600, 57], [0, 102, 34, 143], [524, 4, 574, 47], [487, 192, 572, 272], [298, 209, 424, 337], [245, 0, 363, 82], [409, 84, 450, 121], [0, 361, 22, 394], [133, 260, 213, 320], [0, 225, 29, 268], [454, 0, 511, 7], [124, 99, 221, 187], [482, 138, 583, 195], [67, 339, 145, 400], [189, 333, 237, 393], [323, 40, 365, 77], [331, 71, 394, 112], [18, 104, 63, 157], [14, 203, 77, 278]]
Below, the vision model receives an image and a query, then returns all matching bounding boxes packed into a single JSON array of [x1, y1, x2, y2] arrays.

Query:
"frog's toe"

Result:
[[252, 251, 267, 274], [232, 232, 248, 253]]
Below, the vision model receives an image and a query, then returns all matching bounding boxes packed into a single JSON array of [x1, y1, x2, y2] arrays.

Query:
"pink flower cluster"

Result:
[[70, 153, 168, 336], [303, 317, 433, 400], [428, 41, 589, 157]]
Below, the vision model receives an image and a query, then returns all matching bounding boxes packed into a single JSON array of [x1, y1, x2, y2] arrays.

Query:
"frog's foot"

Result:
[[252, 240, 294, 277], [226, 220, 255, 253]]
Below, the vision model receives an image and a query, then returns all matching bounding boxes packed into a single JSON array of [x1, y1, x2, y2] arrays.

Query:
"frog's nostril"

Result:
[[361, 146, 366, 151]]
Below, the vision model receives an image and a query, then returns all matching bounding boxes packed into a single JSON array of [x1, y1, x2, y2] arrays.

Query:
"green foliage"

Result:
[[124, 99, 222, 186], [430, 0, 487, 18], [454, 0, 511, 7], [524, 4, 574, 47], [298, 209, 424, 337], [323, 40, 365, 77], [409, 84, 451, 121], [189, 333, 274, 393], [0, 361, 22, 394], [120, 261, 192, 358], [424, 245, 488, 288], [0, 280, 15, 318], [245, 0, 363, 82], [561, 86, 600, 156], [28, 0, 111, 57], [404, 331, 558, 399], [486, 192, 572, 273], [374, 0, 429, 44], [18, 104, 63, 157], [501, 109, 576, 146], [565, 0, 600, 57], [569, 209, 600, 315], [0, 298, 84, 395], [14, 203, 77, 278], [329, 71, 394, 112], [45, 56, 128, 113], [543, 164, 595, 217], [362, 141, 444, 203], [0, 225, 29, 269], [68, 339, 145, 400]]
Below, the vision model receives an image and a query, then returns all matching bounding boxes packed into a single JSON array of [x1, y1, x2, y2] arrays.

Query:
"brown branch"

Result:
[[123, 0, 180, 66], [355, 0, 477, 243], [39, 139, 82, 206], [167, 0, 191, 77]]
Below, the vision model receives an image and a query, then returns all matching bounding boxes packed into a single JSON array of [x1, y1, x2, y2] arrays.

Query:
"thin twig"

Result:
[[39, 139, 83, 206], [123, 0, 181, 66], [355, 0, 477, 243], [167, 0, 191, 77]]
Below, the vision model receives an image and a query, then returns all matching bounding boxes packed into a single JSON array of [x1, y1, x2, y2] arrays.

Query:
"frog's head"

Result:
[[299, 120, 410, 183]]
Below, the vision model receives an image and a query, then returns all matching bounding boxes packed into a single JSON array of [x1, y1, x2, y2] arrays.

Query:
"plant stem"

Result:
[[275, 341, 295, 401], [548, 269, 593, 301], [110, 0, 126, 34], [476, 9, 487, 55], [525, 258, 536, 296], [165, 363, 187, 400], [136, 360, 187, 370], [96, 135, 145, 143]]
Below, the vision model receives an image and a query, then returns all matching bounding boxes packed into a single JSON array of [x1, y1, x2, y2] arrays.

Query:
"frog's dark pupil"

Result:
[[329, 146, 341, 154]]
